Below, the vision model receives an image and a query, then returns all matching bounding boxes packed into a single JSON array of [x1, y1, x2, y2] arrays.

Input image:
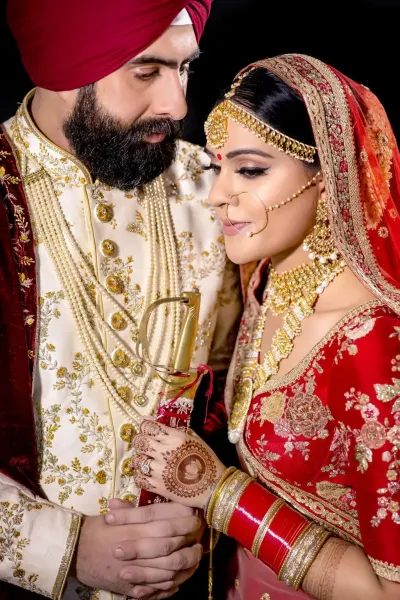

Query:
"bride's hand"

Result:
[[132, 421, 226, 510]]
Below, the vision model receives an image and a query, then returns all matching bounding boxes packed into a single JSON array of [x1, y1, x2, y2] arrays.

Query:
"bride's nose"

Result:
[[208, 178, 239, 209]]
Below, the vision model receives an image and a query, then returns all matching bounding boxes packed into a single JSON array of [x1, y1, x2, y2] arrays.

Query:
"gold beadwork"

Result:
[[278, 524, 330, 589], [95, 203, 113, 223], [117, 386, 132, 403], [119, 422, 136, 451], [120, 423, 136, 443], [112, 349, 130, 368], [303, 197, 339, 264], [121, 457, 135, 476], [110, 311, 128, 331], [101, 239, 117, 257], [205, 100, 316, 162], [105, 275, 124, 294], [134, 394, 147, 407]]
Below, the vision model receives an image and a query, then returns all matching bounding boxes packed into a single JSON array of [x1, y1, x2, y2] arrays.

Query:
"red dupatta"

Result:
[[243, 55, 400, 314]]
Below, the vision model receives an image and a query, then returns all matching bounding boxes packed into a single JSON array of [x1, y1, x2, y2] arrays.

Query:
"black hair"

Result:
[[227, 67, 320, 168]]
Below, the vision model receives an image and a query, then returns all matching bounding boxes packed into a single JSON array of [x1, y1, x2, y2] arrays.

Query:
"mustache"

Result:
[[123, 117, 183, 144]]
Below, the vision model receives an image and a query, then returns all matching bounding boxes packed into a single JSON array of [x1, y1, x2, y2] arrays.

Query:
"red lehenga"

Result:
[[222, 55, 400, 598]]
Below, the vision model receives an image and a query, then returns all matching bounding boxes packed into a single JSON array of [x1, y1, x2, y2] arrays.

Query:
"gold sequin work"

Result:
[[105, 275, 124, 294], [110, 311, 128, 331], [112, 349, 130, 368], [101, 239, 117, 257], [95, 203, 113, 223]]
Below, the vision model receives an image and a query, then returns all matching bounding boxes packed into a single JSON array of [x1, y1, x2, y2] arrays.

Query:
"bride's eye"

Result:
[[235, 167, 269, 178], [202, 163, 221, 175]]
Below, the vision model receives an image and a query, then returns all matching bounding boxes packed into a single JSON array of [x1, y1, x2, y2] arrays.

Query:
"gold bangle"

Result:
[[251, 499, 285, 558], [209, 470, 242, 531], [221, 475, 252, 535], [211, 471, 252, 532], [278, 524, 331, 590], [206, 466, 237, 526]]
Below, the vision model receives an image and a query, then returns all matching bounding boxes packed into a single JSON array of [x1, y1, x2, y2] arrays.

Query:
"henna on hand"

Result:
[[132, 434, 156, 453], [140, 421, 168, 437], [161, 440, 217, 500], [135, 474, 156, 491]]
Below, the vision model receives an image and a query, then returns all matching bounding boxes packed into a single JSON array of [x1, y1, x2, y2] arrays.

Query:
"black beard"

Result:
[[63, 84, 183, 191]]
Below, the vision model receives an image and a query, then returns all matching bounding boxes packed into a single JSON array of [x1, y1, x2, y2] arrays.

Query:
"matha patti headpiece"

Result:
[[204, 67, 317, 163]]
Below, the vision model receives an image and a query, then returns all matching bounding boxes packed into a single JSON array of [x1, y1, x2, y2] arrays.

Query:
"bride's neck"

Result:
[[270, 243, 306, 273]]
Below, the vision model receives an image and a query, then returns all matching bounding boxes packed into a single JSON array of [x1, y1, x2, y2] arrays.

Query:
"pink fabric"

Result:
[[7, 0, 212, 91], [226, 545, 312, 600]]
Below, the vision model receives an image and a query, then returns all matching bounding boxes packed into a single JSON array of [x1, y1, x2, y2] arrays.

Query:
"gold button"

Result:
[[106, 275, 124, 294], [112, 349, 130, 368], [101, 239, 117, 257], [120, 423, 136, 443], [122, 494, 137, 504], [110, 312, 128, 331], [131, 362, 144, 376], [121, 457, 135, 476], [95, 203, 113, 223], [117, 386, 132, 403], [134, 393, 147, 407]]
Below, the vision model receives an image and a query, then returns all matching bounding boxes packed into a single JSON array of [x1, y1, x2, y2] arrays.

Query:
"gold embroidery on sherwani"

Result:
[[4, 90, 241, 599]]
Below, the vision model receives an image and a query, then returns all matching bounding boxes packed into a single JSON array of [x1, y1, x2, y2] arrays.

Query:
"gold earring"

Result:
[[302, 196, 339, 264]]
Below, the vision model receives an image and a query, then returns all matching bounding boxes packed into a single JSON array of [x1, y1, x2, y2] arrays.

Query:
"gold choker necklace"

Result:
[[228, 256, 345, 443]]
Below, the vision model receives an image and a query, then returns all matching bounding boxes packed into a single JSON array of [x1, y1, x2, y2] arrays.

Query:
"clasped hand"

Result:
[[74, 499, 204, 600]]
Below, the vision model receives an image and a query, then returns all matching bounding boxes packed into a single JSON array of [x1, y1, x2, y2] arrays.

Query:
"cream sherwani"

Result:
[[0, 95, 240, 599]]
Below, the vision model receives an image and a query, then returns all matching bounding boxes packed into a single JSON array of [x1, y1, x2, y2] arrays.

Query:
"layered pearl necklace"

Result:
[[18, 133, 181, 428]]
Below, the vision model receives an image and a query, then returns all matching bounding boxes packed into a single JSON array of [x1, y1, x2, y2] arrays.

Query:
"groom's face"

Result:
[[63, 25, 198, 190]]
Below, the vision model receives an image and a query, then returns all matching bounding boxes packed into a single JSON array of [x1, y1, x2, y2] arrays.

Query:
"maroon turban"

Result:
[[7, 0, 212, 91]]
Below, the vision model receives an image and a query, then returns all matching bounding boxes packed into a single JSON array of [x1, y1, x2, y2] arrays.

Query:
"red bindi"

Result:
[[217, 153, 222, 161]]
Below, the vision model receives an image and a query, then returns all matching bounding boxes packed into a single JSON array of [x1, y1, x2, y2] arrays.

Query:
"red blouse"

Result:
[[230, 266, 400, 583]]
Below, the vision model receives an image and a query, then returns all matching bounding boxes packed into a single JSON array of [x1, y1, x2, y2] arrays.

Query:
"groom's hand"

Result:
[[104, 500, 204, 598]]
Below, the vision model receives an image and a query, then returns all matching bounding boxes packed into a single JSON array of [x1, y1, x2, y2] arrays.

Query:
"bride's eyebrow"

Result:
[[225, 149, 275, 159]]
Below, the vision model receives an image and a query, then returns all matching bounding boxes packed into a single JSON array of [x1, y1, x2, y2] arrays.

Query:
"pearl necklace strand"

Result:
[[19, 144, 181, 426]]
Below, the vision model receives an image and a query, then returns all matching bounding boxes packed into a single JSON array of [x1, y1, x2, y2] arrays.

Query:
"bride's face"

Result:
[[206, 119, 323, 265]]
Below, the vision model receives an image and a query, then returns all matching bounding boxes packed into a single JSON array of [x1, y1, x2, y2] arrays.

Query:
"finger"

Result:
[[132, 433, 157, 454], [128, 516, 201, 540], [129, 586, 179, 599], [114, 535, 193, 560], [132, 454, 154, 476], [136, 564, 198, 593], [105, 502, 194, 525], [119, 564, 175, 585], [108, 498, 133, 510], [132, 543, 203, 571]]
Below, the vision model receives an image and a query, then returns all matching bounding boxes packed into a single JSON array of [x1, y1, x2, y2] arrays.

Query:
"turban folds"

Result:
[[7, 0, 212, 91]]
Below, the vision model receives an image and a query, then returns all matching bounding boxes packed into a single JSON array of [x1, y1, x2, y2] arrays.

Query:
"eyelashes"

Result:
[[202, 164, 270, 179]]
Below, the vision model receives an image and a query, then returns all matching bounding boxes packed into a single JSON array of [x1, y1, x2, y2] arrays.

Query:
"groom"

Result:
[[0, 1, 240, 599]]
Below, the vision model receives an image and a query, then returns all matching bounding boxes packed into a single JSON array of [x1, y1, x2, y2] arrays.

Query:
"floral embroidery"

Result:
[[178, 232, 226, 287], [334, 315, 376, 362], [127, 210, 147, 240], [41, 353, 113, 505], [0, 494, 49, 595]]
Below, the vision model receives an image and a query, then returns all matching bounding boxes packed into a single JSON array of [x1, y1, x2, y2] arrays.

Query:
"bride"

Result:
[[127, 55, 400, 599]]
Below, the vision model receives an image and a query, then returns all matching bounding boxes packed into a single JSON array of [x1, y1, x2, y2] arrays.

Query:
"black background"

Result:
[[1, 0, 399, 145]]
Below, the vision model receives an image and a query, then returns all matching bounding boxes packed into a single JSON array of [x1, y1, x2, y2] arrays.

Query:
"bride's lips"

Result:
[[221, 219, 253, 237], [143, 132, 167, 143]]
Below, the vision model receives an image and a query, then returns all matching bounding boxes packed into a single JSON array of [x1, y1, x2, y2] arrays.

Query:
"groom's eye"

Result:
[[134, 69, 160, 81]]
